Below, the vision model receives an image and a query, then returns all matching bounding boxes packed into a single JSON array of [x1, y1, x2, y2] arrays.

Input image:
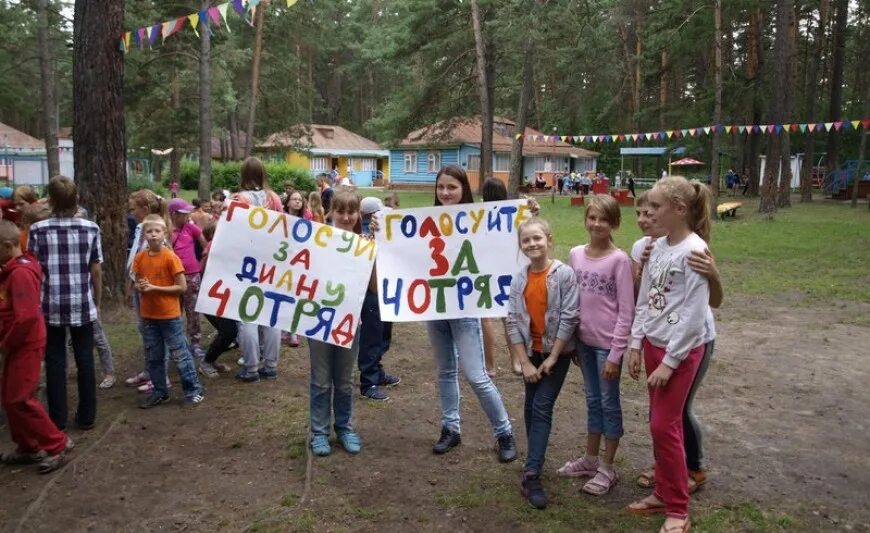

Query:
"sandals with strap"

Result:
[[582, 466, 618, 496], [626, 495, 667, 515], [636, 468, 656, 488], [659, 518, 691, 533], [556, 456, 599, 478]]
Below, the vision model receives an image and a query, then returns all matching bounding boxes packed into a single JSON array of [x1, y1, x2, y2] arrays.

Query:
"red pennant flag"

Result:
[[862, 119, 870, 129], [789, 123, 799, 132]]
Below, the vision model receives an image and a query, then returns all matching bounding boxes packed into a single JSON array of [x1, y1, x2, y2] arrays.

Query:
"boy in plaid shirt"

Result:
[[28, 176, 102, 431]]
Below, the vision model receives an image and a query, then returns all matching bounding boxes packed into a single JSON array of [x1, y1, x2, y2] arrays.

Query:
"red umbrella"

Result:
[[671, 157, 704, 166]]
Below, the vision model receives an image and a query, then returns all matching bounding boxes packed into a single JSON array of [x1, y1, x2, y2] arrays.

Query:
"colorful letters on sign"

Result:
[[375, 200, 530, 322], [196, 201, 375, 347]]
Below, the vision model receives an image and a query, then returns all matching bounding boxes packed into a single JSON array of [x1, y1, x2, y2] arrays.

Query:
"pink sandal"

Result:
[[582, 466, 618, 496], [556, 456, 599, 477]]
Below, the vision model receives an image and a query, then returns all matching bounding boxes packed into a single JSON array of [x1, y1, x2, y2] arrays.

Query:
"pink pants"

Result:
[[643, 338, 703, 519]]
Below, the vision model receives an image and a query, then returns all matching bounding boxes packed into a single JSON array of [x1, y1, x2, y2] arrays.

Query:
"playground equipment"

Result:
[[824, 160, 869, 199]]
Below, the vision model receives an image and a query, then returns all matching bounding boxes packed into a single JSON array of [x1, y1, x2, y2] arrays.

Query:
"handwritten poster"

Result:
[[375, 200, 530, 322], [196, 201, 375, 347]]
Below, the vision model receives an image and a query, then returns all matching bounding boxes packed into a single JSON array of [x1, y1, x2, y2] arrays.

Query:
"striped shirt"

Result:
[[28, 217, 103, 327]]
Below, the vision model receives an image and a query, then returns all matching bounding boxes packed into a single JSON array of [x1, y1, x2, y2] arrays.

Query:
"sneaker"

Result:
[[310, 435, 331, 456], [237, 356, 245, 366], [380, 373, 401, 387], [338, 432, 362, 454], [235, 370, 260, 383], [432, 427, 461, 455], [362, 386, 389, 401], [226, 341, 239, 352], [199, 362, 220, 378], [139, 394, 170, 409], [557, 456, 599, 477], [185, 394, 205, 407], [37, 438, 74, 475], [520, 470, 548, 509], [98, 375, 116, 389], [257, 368, 278, 380], [1, 450, 43, 465], [192, 345, 207, 360], [124, 372, 148, 387], [496, 433, 518, 463]]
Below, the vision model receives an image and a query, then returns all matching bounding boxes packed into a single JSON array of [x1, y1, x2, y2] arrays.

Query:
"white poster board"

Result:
[[375, 200, 530, 322], [196, 201, 375, 347]]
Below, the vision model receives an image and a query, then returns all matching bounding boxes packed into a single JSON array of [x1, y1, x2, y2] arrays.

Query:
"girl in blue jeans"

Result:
[[558, 195, 635, 496], [506, 217, 579, 509], [308, 189, 364, 456], [371, 165, 516, 461]]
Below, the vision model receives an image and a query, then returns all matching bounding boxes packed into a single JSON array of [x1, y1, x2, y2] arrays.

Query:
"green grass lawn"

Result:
[[356, 188, 870, 303]]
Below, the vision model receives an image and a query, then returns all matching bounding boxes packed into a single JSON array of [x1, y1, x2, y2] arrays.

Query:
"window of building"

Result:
[[493, 153, 511, 172], [310, 157, 329, 171], [427, 151, 441, 173], [403, 152, 417, 173], [467, 154, 481, 171]]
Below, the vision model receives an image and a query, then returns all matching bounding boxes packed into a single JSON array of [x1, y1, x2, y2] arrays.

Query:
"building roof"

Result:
[[398, 117, 598, 159], [0, 121, 43, 150], [258, 124, 385, 156]]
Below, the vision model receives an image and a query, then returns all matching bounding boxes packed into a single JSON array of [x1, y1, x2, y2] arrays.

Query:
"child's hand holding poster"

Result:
[[375, 200, 530, 321], [196, 201, 375, 347]]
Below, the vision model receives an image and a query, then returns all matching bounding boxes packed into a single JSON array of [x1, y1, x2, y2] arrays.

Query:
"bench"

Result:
[[717, 201, 742, 219]]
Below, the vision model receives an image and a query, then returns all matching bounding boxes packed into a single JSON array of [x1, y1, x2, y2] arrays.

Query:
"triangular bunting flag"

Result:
[[738, 125, 746, 134], [834, 121, 843, 131], [851, 120, 860, 129], [765, 125, 775, 134], [630, 134, 638, 142], [774, 125, 783, 134], [560, 136, 567, 142], [217, 3, 232, 32], [679, 129, 687, 136], [816, 122, 825, 131], [232, 0, 245, 15], [138, 27, 148, 47], [565, 136, 573, 143], [789, 124, 798, 132], [149, 23, 160, 46], [841, 120, 852, 129], [208, 7, 222, 28], [188, 14, 200, 37], [666, 130, 674, 138], [287, 0, 299, 6], [824, 122, 834, 131], [861, 119, 870, 129], [124, 31, 132, 51], [808, 123, 816, 132], [703, 126, 711, 135], [724, 126, 733, 134], [688, 128, 696, 136], [514, 133, 521, 140], [119, 35, 127, 53], [799, 124, 807, 132]]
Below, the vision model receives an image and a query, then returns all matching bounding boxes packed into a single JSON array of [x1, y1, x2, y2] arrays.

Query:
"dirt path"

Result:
[[1, 296, 868, 532]]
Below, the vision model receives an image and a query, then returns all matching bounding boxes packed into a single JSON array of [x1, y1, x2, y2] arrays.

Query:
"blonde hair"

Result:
[[635, 190, 649, 207], [330, 188, 361, 214], [12, 185, 38, 205], [141, 214, 167, 231], [46, 175, 78, 217], [517, 217, 554, 247], [22, 202, 51, 225], [653, 177, 712, 242], [308, 191, 324, 218], [585, 194, 621, 227]]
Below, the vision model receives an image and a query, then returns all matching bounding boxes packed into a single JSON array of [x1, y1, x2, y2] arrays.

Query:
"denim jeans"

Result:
[[204, 315, 239, 365], [427, 318, 512, 437], [133, 291, 168, 375], [142, 318, 202, 400], [579, 344, 624, 439], [358, 290, 392, 392], [309, 337, 359, 437], [45, 323, 97, 430], [238, 322, 280, 374], [684, 340, 714, 471], [524, 352, 571, 473]]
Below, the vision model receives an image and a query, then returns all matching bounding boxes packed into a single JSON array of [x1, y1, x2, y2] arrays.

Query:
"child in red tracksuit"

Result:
[[0, 220, 73, 474]]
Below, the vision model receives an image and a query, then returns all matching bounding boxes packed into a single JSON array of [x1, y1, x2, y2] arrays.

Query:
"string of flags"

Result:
[[119, 0, 299, 54], [519, 118, 870, 144]]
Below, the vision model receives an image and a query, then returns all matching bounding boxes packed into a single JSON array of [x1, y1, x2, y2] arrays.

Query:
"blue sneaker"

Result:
[[310, 435, 331, 456], [337, 432, 362, 454], [235, 370, 260, 383], [257, 368, 278, 380]]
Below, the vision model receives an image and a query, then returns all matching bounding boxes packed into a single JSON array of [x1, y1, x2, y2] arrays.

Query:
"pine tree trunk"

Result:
[[508, 40, 535, 199], [170, 148, 180, 184], [800, 0, 829, 203], [73, 0, 126, 301], [776, 0, 796, 208], [229, 109, 240, 161], [470, 0, 492, 190], [198, 3, 212, 201], [825, 0, 847, 176], [851, 85, 869, 208], [710, 0, 722, 215], [36, 0, 60, 177], [245, 3, 266, 158], [746, 7, 764, 196]]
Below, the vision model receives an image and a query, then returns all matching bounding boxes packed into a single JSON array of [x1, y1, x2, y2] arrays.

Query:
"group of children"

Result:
[[1, 161, 718, 532]]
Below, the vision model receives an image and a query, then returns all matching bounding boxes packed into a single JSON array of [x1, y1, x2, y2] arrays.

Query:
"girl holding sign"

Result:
[[308, 189, 364, 456], [505, 217, 579, 509], [372, 165, 517, 462], [231, 157, 284, 383]]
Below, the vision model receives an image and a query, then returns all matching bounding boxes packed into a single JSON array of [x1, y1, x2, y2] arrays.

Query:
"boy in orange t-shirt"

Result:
[[132, 215, 203, 409]]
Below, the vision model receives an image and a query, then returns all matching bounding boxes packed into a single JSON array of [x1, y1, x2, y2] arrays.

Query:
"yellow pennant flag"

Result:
[[188, 13, 200, 37], [287, 0, 299, 6], [125, 32, 132, 51], [852, 120, 860, 129], [666, 130, 674, 139], [560, 136, 567, 142]]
